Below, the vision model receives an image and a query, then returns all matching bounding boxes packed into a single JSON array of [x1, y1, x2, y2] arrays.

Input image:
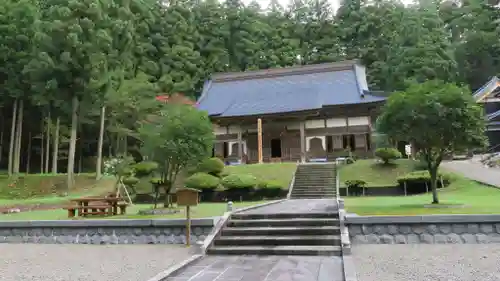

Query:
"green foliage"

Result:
[[345, 179, 367, 189], [185, 172, 220, 190], [397, 170, 451, 185], [257, 179, 284, 189], [138, 103, 214, 205], [221, 174, 258, 189], [197, 157, 225, 177], [123, 176, 140, 186], [375, 148, 402, 164], [133, 161, 159, 177], [377, 80, 487, 203]]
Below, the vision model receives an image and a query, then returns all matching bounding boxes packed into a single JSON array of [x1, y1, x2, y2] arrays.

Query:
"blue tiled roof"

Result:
[[196, 62, 385, 117], [473, 76, 499, 100]]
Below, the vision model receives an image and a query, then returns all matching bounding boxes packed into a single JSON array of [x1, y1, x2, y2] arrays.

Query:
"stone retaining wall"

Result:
[[0, 219, 215, 244], [346, 215, 500, 244]]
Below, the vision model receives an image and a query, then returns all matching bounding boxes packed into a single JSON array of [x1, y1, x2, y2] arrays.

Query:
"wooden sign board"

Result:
[[176, 188, 200, 206]]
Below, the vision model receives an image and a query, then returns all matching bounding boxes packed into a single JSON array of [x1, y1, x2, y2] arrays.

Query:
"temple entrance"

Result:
[[270, 138, 282, 158], [223, 142, 229, 158]]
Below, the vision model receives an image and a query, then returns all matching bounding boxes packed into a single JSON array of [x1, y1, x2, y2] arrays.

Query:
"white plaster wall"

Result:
[[348, 116, 369, 126], [305, 120, 325, 129], [326, 118, 347, 128]]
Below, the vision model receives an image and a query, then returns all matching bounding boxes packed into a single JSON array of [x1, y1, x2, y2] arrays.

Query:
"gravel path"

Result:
[[442, 160, 500, 187], [353, 244, 500, 281], [0, 244, 191, 281]]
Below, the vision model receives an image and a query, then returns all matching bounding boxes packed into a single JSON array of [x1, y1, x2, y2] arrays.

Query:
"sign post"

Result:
[[175, 188, 200, 247]]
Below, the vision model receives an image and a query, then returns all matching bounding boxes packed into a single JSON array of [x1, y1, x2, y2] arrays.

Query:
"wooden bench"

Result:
[[63, 205, 112, 218]]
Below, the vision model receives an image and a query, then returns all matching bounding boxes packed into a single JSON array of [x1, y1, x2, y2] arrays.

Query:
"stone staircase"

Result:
[[290, 163, 337, 199], [207, 210, 341, 256]]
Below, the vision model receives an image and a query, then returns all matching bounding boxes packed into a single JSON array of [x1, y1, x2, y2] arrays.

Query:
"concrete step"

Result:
[[290, 195, 336, 199], [292, 188, 335, 193], [231, 212, 339, 220], [293, 184, 336, 190], [207, 245, 342, 256], [227, 218, 339, 227], [214, 235, 341, 246], [291, 191, 337, 195], [221, 226, 340, 236]]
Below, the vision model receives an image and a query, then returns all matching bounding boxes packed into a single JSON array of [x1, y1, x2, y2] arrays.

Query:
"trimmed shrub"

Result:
[[375, 147, 402, 164], [344, 180, 366, 196], [397, 170, 451, 193], [185, 172, 220, 190], [197, 157, 225, 177], [255, 179, 285, 198], [133, 161, 159, 177], [222, 174, 258, 201], [123, 176, 139, 186], [222, 174, 258, 189]]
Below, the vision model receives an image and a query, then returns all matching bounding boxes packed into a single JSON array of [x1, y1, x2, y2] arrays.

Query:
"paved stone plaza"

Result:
[[163, 255, 344, 281]]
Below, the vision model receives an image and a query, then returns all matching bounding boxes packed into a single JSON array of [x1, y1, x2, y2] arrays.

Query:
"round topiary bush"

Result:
[[123, 176, 140, 186], [222, 174, 258, 201], [375, 147, 402, 164], [222, 174, 258, 189], [255, 179, 284, 199], [197, 157, 225, 177], [185, 172, 220, 190], [133, 161, 159, 177]]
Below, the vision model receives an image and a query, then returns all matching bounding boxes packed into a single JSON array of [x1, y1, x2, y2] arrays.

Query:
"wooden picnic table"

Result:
[[69, 196, 127, 217]]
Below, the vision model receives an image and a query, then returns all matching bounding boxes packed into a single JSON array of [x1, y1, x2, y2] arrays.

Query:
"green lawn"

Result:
[[345, 176, 500, 215], [339, 159, 416, 187], [0, 200, 270, 221], [224, 163, 297, 189]]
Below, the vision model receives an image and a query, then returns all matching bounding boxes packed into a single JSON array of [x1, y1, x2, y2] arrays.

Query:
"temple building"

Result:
[[474, 76, 500, 151], [196, 60, 388, 164]]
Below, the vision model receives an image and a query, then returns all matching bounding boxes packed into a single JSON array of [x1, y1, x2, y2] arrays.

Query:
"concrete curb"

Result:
[[338, 198, 357, 281], [0, 218, 215, 228], [145, 254, 203, 281], [345, 214, 500, 224], [286, 163, 298, 199]]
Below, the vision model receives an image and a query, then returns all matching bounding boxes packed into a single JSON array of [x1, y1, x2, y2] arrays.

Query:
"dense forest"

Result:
[[0, 0, 498, 182]]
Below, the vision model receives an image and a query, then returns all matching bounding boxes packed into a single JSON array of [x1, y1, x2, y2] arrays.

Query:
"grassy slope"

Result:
[[0, 200, 269, 220], [338, 159, 416, 187], [0, 174, 116, 206], [224, 163, 297, 189], [345, 175, 500, 215]]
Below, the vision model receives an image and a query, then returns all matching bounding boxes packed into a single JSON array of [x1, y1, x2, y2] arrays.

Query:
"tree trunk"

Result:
[[13, 100, 24, 174], [8, 99, 18, 176], [51, 117, 60, 174], [430, 167, 439, 204], [0, 115, 4, 165], [26, 132, 32, 174], [96, 106, 106, 180], [40, 118, 44, 173], [67, 96, 79, 192], [78, 121, 83, 174], [44, 111, 51, 173]]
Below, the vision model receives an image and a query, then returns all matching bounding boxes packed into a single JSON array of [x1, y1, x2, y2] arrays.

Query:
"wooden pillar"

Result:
[[300, 121, 306, 163], [257, 118, 263, 163], [237, 128, 243, 163]]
